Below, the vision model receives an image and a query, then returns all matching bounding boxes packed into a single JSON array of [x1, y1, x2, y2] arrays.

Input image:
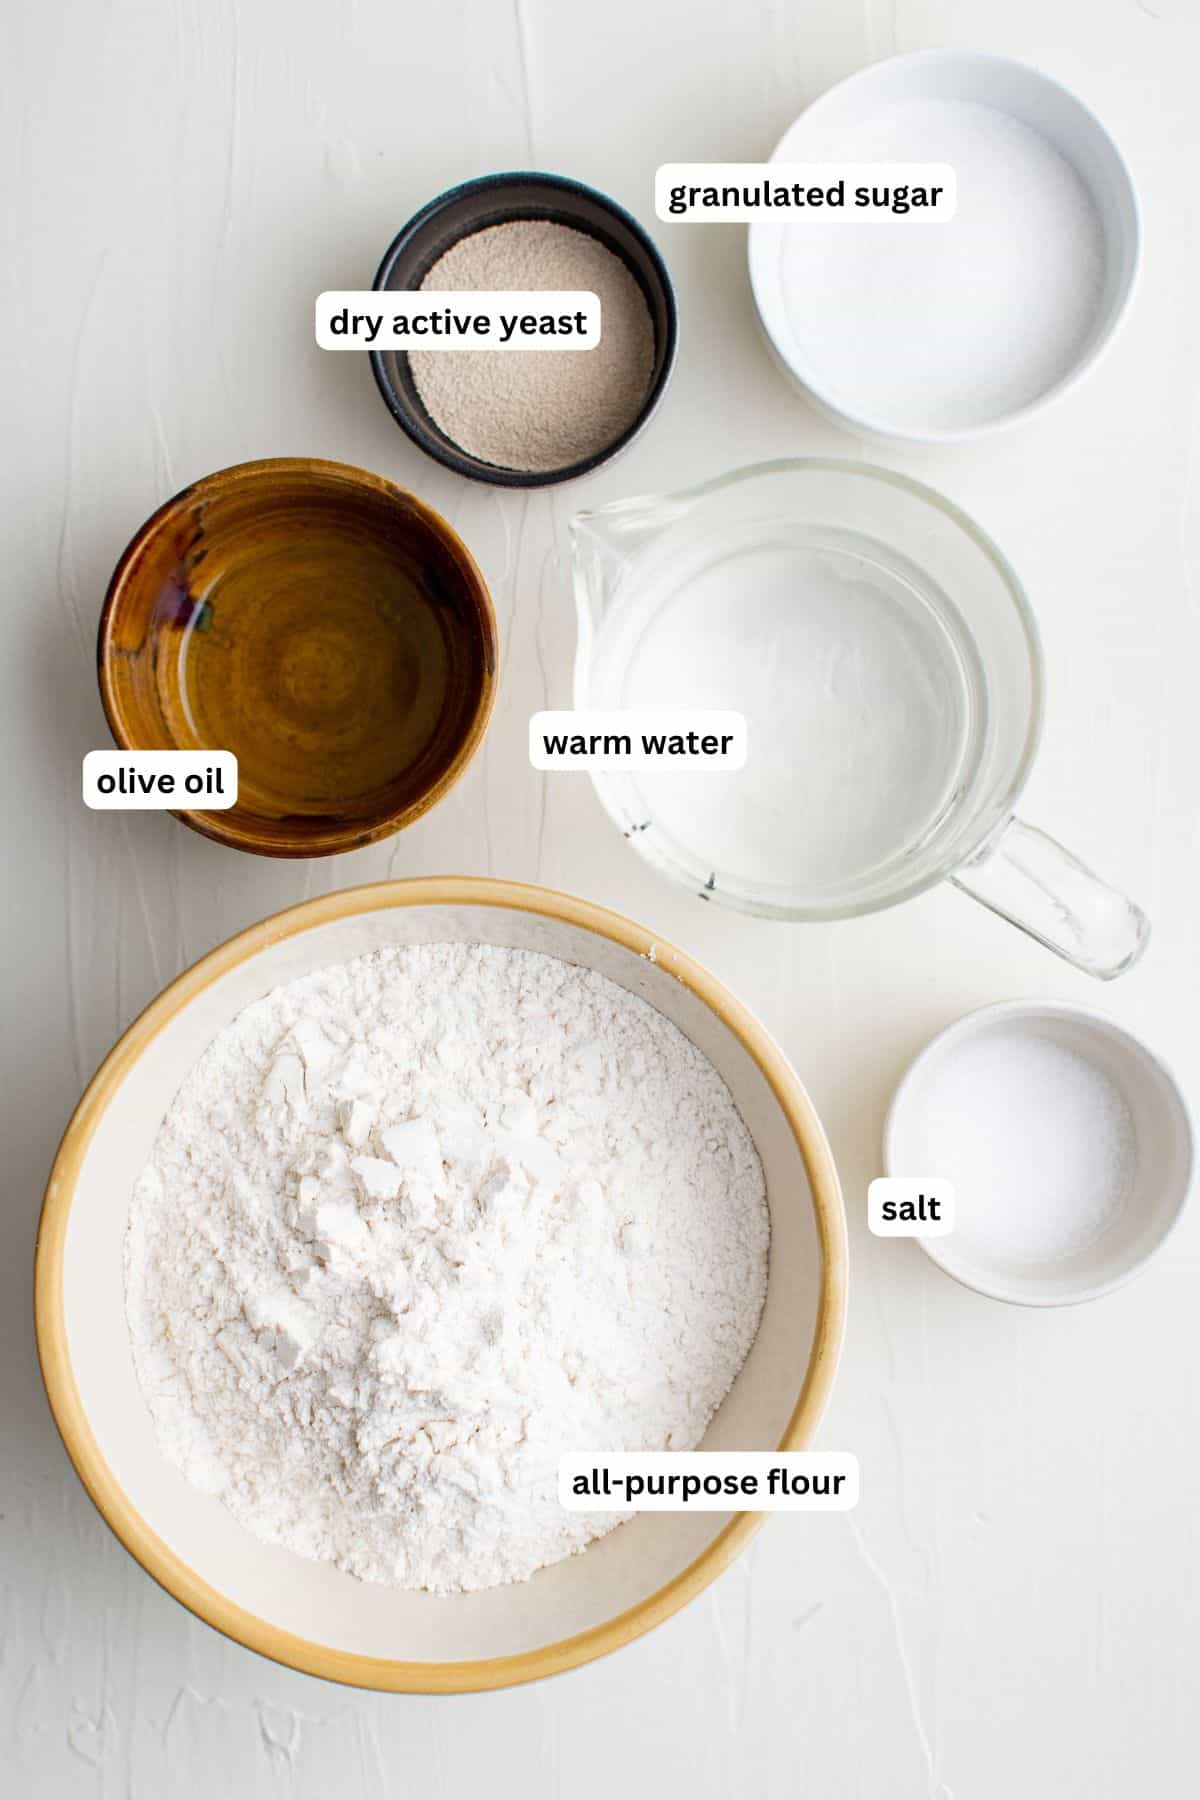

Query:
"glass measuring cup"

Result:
[[570, 460, 1148, 979]]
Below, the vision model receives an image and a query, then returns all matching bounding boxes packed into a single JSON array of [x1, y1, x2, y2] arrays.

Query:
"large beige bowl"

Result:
[[36, 879, 846, 1692]]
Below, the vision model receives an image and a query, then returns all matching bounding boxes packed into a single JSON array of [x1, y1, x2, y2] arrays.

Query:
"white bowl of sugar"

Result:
[[885, 1001, 1192, 1306], [749, 50, 1141, 443]]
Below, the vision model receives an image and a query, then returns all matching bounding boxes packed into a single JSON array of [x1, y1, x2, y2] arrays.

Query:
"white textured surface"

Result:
[[5, 0, 1198, 1791]]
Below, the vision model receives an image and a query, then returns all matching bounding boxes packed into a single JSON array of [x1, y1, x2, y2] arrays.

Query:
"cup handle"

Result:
[[950, 816, 1150, 980]]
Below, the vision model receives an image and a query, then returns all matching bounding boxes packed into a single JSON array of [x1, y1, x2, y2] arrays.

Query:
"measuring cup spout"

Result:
[[570, 496, 672, 614], [567, 510, 622, 638], [951, 816, 1150, 979], [569, 492, 683, 699]]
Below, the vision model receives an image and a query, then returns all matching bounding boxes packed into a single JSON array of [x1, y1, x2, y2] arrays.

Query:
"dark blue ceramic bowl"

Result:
[[369, 171, 678, 489]]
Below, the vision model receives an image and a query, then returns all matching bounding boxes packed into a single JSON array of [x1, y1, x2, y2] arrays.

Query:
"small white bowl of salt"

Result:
[[885, 1001, 1192, 1306]]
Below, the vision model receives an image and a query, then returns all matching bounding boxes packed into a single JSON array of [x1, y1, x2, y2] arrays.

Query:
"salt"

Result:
[[779, 98, 1106, 431], [906, 1026, 1135, 1265]]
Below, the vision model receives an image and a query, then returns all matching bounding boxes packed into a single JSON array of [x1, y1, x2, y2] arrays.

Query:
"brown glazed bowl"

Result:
[[98, 458, 498, 857]]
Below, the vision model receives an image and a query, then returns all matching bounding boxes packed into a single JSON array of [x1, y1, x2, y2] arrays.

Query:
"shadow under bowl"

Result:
[[98, 458, 498, 858]]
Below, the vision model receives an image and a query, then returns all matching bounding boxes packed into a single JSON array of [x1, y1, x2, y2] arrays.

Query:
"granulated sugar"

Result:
[[780, 98, 1106, 430], [124, 943, 768, 1593], [905, 1026, 1134, 1265], [410, 221, 655, 472]]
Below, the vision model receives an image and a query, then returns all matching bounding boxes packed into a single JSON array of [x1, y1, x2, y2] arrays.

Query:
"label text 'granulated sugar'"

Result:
[[655, 163, 956, 221]]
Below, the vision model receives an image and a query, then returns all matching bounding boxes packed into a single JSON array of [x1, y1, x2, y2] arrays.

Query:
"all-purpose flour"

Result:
[[125, 944, 768, 1593]]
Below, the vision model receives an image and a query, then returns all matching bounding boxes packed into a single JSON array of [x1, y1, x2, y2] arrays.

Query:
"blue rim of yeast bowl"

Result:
[[369, 172, 679, 489]]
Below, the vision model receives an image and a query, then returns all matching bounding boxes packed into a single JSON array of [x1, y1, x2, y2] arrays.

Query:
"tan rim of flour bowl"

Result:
[[35, 878, 846, 1694]]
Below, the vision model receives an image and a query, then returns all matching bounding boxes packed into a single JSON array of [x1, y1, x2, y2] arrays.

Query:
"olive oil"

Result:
[[172, 504, 486, 823]]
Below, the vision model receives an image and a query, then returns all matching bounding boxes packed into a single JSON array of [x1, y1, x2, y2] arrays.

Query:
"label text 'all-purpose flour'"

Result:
[[125, 944, 769, 1593]]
